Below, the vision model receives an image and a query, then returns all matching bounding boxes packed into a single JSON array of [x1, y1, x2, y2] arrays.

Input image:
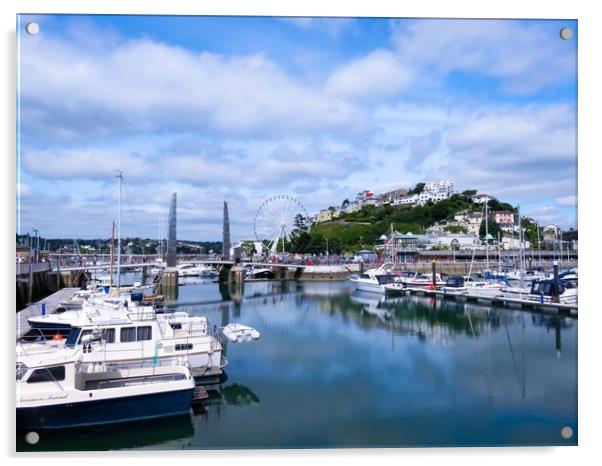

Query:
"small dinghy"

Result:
[[221, 324, 261, 343]]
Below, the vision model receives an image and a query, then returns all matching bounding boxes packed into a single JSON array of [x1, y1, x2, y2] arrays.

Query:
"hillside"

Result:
[[290, 191, 524, 255]]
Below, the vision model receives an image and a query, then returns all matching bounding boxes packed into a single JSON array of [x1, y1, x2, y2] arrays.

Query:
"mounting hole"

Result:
[[25, 22, 40, 35], [25, 431, 40, 444], [560, 426, 573, 439], [559, 27, 573, 40]]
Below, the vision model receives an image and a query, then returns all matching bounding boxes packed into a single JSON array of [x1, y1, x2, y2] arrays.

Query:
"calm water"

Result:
[[18, 279, 578, 450]]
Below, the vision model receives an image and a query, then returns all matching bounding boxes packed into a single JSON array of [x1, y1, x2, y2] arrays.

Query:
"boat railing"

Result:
[[78, 355, 188, 374]]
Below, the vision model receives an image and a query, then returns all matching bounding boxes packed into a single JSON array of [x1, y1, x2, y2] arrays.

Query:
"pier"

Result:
[[391, 287, 577, 316], [17, 287, 80, 338]]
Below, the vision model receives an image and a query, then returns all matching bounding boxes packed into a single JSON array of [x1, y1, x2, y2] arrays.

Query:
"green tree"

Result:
[[240, 240, 257, 257], [290, 231, 311, 253], [444, 225, 468, 234], [408, 182, 425, 195], [479, 216, 502, 241], [294, 214, 310, 231]]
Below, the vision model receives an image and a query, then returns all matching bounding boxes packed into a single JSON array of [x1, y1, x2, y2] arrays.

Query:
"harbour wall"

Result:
[[16, 265, 91, 310]]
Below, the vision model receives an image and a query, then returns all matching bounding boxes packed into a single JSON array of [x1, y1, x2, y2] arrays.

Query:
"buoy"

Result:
[[52, 333, 64, 341], [428, 283, 435, 291]]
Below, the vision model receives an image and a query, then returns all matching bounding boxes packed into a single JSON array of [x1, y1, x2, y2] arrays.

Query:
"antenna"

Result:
[[115, 171, 123, 289]]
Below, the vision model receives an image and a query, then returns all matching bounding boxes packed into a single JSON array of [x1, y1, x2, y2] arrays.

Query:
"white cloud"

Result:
[[20, 37, 366, 141], [326, 50, 412, 101], [279, 17, 355, 38], [390, 19, 576, 94], [17, 18, 578, 236], [556, 195, 577, 207]]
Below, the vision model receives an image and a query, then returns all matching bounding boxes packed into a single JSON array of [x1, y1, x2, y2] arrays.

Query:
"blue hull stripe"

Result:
[[17, 388, 193, 430]]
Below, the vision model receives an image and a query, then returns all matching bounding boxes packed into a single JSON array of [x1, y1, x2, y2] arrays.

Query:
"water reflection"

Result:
[[193, 383, 260, 416], [306, 287, 575, 356], [17, 415, 195, 452], [19, 280, 576, 450]]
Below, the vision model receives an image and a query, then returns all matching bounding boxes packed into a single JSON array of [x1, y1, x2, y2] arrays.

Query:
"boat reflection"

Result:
[[16, 414, 195, 452], [192, 383, 260, 417], [305, 282, 574, 353]]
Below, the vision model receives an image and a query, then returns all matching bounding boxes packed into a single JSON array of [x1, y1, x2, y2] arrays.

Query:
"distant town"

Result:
[[16, 179, 577, 263]]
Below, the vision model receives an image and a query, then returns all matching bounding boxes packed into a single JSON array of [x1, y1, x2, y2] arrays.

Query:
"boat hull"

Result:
[[16, 388, 193, 431], [351, 280, 385, 294]]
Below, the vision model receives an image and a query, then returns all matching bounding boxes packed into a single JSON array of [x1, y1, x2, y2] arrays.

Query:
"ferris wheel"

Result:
[[253, 195, 310, 255]]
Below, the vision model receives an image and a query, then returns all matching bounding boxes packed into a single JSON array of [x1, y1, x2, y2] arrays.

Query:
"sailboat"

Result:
[[463, 200, 508, 299]]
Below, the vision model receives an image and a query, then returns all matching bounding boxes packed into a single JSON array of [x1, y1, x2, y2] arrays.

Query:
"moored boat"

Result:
[[16, 352, 194, 431]]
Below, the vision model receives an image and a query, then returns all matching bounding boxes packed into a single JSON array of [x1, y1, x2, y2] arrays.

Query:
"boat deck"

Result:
[[16, 287, 80, 337]]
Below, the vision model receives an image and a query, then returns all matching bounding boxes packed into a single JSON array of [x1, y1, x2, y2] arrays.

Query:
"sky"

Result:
[[16, 15, 577, 241]]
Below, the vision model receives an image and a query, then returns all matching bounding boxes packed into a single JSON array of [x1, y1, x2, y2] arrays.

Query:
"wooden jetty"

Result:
[[16, 287, 80, 338]]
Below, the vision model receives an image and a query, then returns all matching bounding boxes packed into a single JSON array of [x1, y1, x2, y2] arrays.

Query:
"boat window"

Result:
[[120, 327, 137, 342], [78, 329, 93, 343], [137, 326, 152, 341], [175, 343, 193, 351], [170, 323, 182, 330], [376, 275, 396, 284], [65, 328, 82, 348], [27, 365, 65, 383], [102, 328, 115, 343], [16, 363, 28, 381]]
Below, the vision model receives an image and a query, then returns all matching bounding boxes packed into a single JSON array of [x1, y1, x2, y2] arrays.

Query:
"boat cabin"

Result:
[[445, 276, 465, 288], [529, 279, 575, 297]]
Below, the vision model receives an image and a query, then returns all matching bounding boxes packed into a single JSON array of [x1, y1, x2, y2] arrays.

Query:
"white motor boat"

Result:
[[349, 263, 399, 293], [464, 281, 506, 299], [176, 263, 215, 277], [503, 279, 577, 305], [398, 271, 444, 288], [16, 351, 194, 430], [245, 267, 274, 280], [350, 272, 397, 294]]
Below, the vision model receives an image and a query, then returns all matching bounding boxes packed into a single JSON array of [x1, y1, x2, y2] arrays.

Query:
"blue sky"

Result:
[[17, 15, 577, 240]]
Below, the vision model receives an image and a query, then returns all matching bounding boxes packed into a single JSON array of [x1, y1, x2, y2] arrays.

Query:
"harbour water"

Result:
[[17, 279, 577, 450]]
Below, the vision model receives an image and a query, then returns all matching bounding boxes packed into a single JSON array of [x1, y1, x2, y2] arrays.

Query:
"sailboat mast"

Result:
[[485, 197, 489, 271], [158, 214, 162, 259], [116, 171, 123, 288], [498, 231, 501, 270], [109, 222, 115, 288], [517, 204, 525, 270], [536, 222, 542, 266]]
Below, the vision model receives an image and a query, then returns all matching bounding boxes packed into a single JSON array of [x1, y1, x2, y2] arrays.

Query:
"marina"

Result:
[[15, 14, 580, 453], [17, 279, 577, 450], [15, 174, 579, 448]]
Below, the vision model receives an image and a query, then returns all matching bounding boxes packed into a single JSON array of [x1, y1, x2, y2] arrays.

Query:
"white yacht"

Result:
[[19, 307, 226, 378], [350, 273, 397, 294], [177, 263, 215, 277], [502, 279, 577, 305], [349, 263, 398, 294], [17, 351, 194, 430], [464, 280, 506, 299], [397, 271, 444, 288]]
